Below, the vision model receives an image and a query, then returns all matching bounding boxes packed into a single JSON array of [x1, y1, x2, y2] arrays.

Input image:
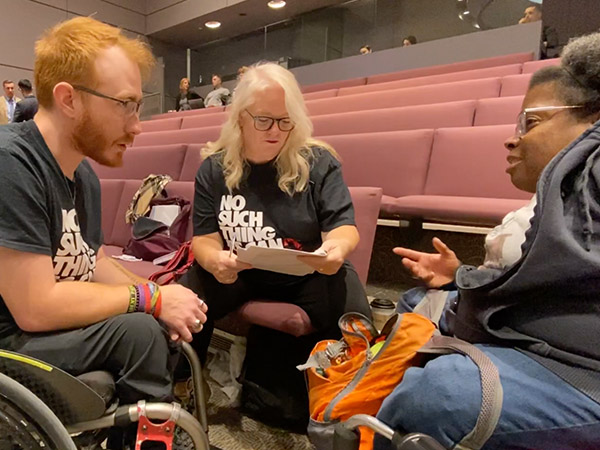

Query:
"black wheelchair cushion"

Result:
[[76, 371, 116, 407]]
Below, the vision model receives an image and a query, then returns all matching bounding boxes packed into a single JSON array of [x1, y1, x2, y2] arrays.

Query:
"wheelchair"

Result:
[[0, 343, 209, 450], [333, 414, 445, 450]]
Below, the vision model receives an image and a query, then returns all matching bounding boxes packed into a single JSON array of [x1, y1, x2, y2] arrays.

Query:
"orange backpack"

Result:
[[302, 312, 436, 450]]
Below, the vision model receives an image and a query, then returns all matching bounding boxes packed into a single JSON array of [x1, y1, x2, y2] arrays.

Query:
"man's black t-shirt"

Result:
[[0, 121, 102, 340], [193, 146, 355, 283]]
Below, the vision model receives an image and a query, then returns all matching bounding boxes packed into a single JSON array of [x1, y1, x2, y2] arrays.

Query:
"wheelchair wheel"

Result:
[[0, 372, 77, 450]]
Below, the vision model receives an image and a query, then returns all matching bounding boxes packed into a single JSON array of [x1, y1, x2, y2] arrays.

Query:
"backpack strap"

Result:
[[419, 335, 504, 450]]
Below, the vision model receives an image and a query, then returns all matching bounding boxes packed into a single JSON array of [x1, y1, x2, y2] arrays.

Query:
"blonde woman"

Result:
[[175, 77, 201, 111], [181, 62, 370, 363]]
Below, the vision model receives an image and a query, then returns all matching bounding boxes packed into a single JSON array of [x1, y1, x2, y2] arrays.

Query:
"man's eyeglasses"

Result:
[[245, 109, 295, 132], [72, 85, 143, 117], [515, 105, 583, 138]]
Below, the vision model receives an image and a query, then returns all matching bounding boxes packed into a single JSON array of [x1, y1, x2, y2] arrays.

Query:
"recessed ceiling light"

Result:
[[205, 21, 221, 29], [268, 1, 286, 9]]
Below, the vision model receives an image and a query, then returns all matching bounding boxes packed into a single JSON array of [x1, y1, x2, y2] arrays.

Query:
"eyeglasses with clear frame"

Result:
[[245, 109, 295, 132], [515, 105, 583, 138], [72, 85, 143, 117]]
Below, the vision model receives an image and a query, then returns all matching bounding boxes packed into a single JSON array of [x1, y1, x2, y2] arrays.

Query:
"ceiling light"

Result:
[[205, 21, 221, 29], [268, 1, 286, 9]]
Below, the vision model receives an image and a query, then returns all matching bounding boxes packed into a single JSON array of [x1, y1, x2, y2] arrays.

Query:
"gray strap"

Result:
[[419, 336, 504, 450], [413, 290, 450, 327]]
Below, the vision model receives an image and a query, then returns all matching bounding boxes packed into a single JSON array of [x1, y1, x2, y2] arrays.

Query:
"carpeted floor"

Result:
[[205, 376, 312, 450]]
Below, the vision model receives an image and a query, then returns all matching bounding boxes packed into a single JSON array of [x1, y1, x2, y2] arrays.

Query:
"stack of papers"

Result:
[[236, 246, 327, 276]]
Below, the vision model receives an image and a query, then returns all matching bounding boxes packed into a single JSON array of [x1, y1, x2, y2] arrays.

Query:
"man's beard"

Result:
[[72, 110, 131, 168]]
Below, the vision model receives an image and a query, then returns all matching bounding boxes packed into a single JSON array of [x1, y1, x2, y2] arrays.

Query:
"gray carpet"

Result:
[[205, 377, 312, 450]]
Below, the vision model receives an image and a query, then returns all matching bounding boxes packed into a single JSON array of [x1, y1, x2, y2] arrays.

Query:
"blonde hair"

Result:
[[34, 17, 155, 108], [202, 62, 337, 195], [179, 77, 190, 91]]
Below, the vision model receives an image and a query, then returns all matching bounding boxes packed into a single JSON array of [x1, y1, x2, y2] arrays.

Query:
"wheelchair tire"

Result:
[[0, 372, 77, 450]]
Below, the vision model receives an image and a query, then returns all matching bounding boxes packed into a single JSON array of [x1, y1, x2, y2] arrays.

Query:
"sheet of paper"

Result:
[[235, 246, 327, 276]]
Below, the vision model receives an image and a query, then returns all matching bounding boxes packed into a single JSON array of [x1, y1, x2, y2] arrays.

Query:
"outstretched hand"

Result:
[[393, 237, 460, 288]]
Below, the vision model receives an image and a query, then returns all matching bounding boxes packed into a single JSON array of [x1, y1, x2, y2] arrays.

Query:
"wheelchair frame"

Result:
[[0, 342, 209, 450]]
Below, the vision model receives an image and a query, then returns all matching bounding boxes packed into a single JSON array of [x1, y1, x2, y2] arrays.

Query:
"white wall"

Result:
[[0, 0, 145, 90]]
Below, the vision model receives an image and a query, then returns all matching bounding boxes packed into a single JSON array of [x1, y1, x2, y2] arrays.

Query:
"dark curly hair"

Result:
[[529, 32, 600, 119]]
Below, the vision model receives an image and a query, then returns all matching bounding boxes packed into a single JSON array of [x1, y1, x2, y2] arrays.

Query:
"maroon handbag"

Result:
[[123, 196, 191, 261]]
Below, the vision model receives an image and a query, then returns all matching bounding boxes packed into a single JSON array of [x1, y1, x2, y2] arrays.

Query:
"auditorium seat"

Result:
[[338, 64, 522, 96], [383, 125, 531, 225], [311, 100, 476, 136], [180, 111, 228, 129], [140, 117, 182, 133], [500, 73, 532, 97], [306, 77, 501, 116], [89, 144, 188, 180], [303, 88, 340, 101], [522, 58, 560, 74], [321, 130, 434, 207], [301, 76, 366, 93], [365, 52, 533, 84], [474, 96, 523, 126], [132, 126, 221, 147], [180, 144, 204, 181], [151, 106, 226, 121]]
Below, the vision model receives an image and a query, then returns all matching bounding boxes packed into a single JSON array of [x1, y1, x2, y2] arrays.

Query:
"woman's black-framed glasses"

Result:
[[72, 85, 143, 117], [245, 109, 295, 132]]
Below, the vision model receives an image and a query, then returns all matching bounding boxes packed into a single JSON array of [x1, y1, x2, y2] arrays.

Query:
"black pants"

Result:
[[3, 313, 178, 404], [180, 261, 371, 361]]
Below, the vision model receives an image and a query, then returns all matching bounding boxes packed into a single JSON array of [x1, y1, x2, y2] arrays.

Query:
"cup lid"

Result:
[[370, 298, 395, 309]]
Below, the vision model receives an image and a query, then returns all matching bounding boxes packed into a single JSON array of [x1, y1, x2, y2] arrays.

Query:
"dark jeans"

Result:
[[180, 261, 371, 362], [4, 313, 178, 404]]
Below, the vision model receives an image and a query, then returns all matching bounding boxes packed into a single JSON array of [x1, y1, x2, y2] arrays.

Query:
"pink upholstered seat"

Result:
[[303, 88, 339, 101], [500, 73, 532, 97], [180, 144, 204, 181], [132, 126, 220, 147], [151, 106, 225, 121], [339, 64, 522, 97], [311, 100, 476, 136], [306, 77, 501, 117], [140, 117, 182, 132], [474, 96, 524, 126], [89, 144, 188, 180], [522, 58, 560, 74], [382, 125, 530, 225], [301, 77, 366, 93], [180, 111, 228, 129], [366, 52, 533, 84], [321, 130, 433, 200]]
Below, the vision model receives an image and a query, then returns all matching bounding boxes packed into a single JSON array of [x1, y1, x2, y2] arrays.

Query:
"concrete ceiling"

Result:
[[147, 0, 348, 50]]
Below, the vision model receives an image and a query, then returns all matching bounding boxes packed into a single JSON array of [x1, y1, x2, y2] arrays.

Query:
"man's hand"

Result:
[[393, 237, 460, 288], [209, 251, 252, 284], [159, 284, 208, 342]]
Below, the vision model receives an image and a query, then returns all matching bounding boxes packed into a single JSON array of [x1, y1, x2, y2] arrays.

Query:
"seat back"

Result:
[[132, 126, 220, 147], [522, 58, 560, 74], [366, 52, 533, 84], [89, 144, 188, 180], [311, 100, 476, 136], [140, 117, 182, 133], [347, 187, 382, 285], [302, 77, 367, 93], [321, 130, 434, 198], [474, 96, 523, 126], [500, 73, 532, 97], [180, 111, 228, 129], [339, 64, 522, 96], [425, 125, 530, 200], [180, 144, 204, 181], [306, 77, 501, 117], [151, 106, 225, 120]]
